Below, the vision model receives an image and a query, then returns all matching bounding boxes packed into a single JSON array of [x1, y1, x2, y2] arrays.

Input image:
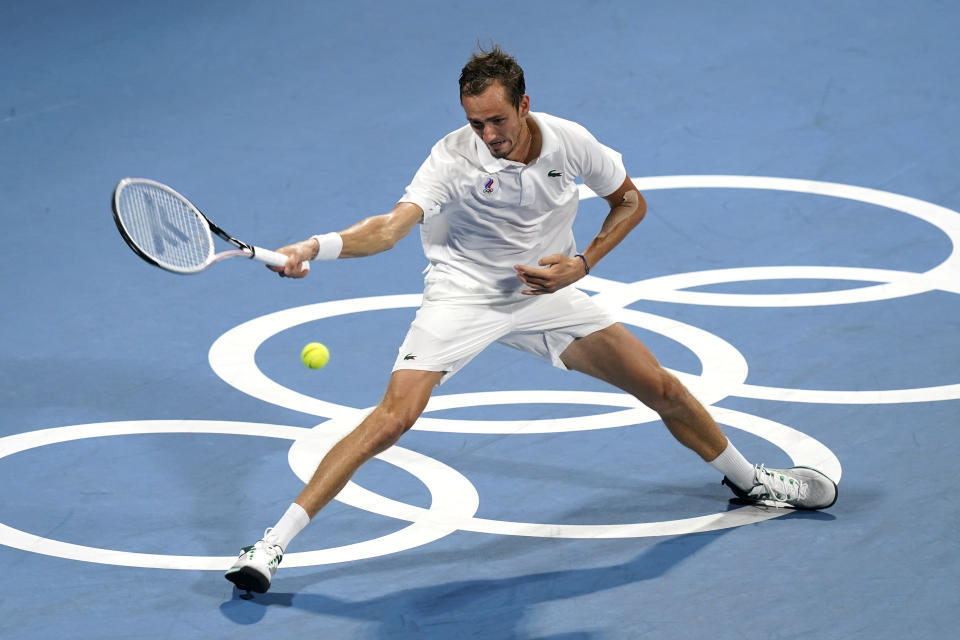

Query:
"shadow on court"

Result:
[[216, 506, 833, 638], [220, 537, 721, 637]]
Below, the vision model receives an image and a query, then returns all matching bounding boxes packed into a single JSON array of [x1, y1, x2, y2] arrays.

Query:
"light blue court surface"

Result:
[[2, 1, 959, 638]]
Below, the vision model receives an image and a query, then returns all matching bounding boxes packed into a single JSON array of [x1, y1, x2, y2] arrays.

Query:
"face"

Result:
[[461, 82, 530, 160]]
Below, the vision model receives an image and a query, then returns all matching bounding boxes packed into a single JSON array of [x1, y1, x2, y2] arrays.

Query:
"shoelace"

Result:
[[246, 529, 283, 559], [262, 529, 283, 551], [748, 464, 809, 502]]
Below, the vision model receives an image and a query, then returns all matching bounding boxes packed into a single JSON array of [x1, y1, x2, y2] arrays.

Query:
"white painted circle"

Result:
[[16, 174, 951, 568], [0, 403, 841, 569], [288, 399, 840, 538], [211, 176, 960, 413], [579, 175, 960, 306], [208, 296, 748, 424], [575, 176, 960, 403], [0, 420, 478, 570]]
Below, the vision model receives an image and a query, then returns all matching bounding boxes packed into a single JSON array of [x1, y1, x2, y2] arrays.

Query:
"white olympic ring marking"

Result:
[[0, 421, 479, 570], [290, 401, 840, 539], [0, 405, 839, 570], [582, 175, 960, 304], [578, 175, 960, 403], [208, 296, 749, 429], [5, 174, 954, 568]]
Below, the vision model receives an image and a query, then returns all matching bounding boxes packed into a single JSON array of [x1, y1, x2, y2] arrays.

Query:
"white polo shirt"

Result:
[[400, 111, 626, 301]]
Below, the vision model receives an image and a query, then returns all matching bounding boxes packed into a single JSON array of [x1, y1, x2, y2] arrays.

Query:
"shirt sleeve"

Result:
[[569, 123, 627, 198], [399, 140, 455, 220]]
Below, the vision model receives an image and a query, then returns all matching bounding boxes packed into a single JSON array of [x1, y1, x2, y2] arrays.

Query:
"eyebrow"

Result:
[[467, 115, 507, 125]]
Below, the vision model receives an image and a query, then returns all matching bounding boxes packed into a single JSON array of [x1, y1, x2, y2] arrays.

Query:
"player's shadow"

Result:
[[217, 501, 836, 637], [219, 516, 744, 638]]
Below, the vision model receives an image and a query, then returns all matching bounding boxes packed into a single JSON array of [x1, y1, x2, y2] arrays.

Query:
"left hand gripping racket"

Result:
[[112, 177, 308, 275]]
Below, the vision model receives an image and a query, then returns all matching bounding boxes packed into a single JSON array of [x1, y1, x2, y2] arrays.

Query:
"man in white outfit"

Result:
[[225, 45, 838, 594]]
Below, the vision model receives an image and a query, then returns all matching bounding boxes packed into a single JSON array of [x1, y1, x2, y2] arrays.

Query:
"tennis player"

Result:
[[225, 46, 838, 594]]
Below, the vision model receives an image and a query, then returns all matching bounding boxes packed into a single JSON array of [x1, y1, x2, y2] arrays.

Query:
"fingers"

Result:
[[285, 254, 309, 277], [276, 267, 308, 278], [269, 246, 311, 279], [514, 264, 558, 294], [514, 254, 584, 294], [278, 260, 310, 278]]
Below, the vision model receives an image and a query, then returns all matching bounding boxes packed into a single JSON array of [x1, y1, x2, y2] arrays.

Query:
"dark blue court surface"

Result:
[[2, 2, 959, 638]]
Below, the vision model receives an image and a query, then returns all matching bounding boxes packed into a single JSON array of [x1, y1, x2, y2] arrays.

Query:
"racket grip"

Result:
[[253, 247, 310, 273]]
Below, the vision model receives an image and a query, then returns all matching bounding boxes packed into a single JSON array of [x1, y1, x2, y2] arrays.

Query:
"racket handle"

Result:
[[252, 247, 310, 273]]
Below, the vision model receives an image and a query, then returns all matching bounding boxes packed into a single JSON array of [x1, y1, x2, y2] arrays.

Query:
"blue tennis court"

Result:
[[2, 1, 958, 638]]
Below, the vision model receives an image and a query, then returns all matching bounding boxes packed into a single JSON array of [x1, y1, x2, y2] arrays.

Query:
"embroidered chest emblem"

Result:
[[482, 177, 496, 194]]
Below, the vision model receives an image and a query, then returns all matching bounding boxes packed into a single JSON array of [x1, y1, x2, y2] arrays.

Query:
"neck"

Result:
[[510, 115, 540, 164]]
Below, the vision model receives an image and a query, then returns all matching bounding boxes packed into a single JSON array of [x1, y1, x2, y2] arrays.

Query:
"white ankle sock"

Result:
[[708, 441, 756, 491], [269, 503, 310, 551]]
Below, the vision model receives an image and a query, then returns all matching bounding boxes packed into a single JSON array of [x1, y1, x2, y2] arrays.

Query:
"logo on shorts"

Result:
[[482, 177, 496, 194], [403, 353, 417, 360]]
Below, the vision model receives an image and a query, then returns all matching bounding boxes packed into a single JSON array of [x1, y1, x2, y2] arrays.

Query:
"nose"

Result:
[[482, 125, 498, 143]]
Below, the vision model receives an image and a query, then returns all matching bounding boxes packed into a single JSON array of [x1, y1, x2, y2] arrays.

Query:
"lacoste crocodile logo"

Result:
[[403, 353, 417, 360], [547, 170, 562, 177]]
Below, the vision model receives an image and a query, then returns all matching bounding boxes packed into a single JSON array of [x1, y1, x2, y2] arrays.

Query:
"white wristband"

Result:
[[310, 232, 343, 261]]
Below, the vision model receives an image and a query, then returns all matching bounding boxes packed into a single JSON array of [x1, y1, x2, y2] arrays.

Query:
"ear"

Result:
[[518, 94, 530, 117]]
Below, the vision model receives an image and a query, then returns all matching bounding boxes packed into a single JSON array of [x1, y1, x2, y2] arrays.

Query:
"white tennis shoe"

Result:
[[224, 529, 283, 593], [723, 464, 838, 510]]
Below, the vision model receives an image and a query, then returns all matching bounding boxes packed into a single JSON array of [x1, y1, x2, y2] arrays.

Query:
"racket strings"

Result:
[[117, 185, 212, 269]]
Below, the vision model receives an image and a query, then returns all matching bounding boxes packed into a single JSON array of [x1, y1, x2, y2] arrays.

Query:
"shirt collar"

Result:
[[474, 112, 558, 173]]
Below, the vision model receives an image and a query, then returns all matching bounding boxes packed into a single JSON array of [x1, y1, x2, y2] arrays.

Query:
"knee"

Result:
[[644, 369, 689, 415], [360, 406, 418, 454]]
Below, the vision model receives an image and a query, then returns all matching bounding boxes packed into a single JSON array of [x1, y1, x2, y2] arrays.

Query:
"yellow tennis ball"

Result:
[[301, 342, 330, 369]]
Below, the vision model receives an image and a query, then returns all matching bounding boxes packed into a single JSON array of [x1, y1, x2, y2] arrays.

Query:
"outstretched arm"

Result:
[[272, 202, 424, 277], [514, 176, 646, 294]]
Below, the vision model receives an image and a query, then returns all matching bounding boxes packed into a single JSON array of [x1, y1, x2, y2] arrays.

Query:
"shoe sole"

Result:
[[224, 566, 270, 593]]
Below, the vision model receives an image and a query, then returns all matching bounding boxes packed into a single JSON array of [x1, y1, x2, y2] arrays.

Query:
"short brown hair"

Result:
[[459, 44, 525, 108]]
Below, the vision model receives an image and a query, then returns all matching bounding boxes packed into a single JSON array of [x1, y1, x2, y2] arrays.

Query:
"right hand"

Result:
[[269, 237, 317, 278]]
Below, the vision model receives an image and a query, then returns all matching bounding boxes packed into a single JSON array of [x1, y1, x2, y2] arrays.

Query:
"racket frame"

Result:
[[112, 178, 302, 274]]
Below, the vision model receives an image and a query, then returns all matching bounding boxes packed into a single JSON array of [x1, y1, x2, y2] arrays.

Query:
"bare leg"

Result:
[[294, 368, 444, 518], [225, 369, 442, 592], [560, 323, 727, 460]]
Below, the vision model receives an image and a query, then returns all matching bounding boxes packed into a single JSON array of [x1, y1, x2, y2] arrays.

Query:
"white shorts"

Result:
[[392, 286, 616, 384]]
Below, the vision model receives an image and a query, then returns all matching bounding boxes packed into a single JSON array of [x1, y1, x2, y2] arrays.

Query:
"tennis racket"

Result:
[[111, 177, 308, 275]]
